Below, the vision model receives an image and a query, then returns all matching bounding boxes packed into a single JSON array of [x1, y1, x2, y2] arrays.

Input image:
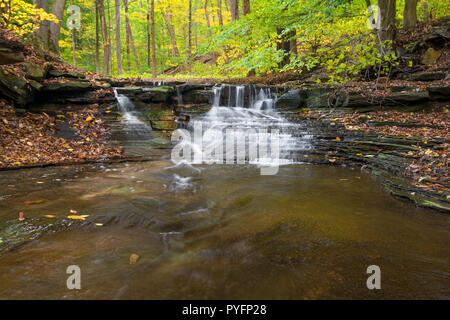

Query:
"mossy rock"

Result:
[[115, 86, 143, 95], [41, 81, 93, 92], [0, 68, 33, 105], [142, 109, 175, 121], [0, 48, 24, 65], [136, 86, 175, 103], [47, 69, 86, 79], [150, 120, 178, 131], [23, 62, 44, 81]]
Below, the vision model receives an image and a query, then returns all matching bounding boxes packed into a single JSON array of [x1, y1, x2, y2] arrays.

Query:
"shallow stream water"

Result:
[[0, 85, 448, 299]]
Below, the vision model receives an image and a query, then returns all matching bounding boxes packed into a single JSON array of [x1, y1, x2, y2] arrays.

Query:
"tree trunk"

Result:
[[403, 0, 418, 30], [242, 0, 255, 76], [217, 0, 223, 26], [49, 0, 66, 53], [70, 0, 76, 66], [204, 0, 211, 37], [151, 0, 156, 77], [114, 0, 123, 75], [107, 0, 114, 75], [230, 0, 239, 21], [378, 0, 396, 43], [96, 5, 100, 73], [422, 1, 430, 21], [96, 0, 111, 75], [276, 29, 296, 68], [33, 0, 50, 49], [123, 0, 140, 71], [188, 0, 192, 73], [242, 0, 250, 16], [161, 10, 180, 57], [146, 0, 151, 69]]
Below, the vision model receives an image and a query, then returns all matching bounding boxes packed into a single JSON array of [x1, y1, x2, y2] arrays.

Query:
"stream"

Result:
[[0, 85, 448, 299]]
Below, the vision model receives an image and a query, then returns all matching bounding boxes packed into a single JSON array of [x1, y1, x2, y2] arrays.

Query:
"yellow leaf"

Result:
[[68, 215, 86, 220], [85, 116, 93, 122], [129, 253, 140, 264], [336, 137, 341, 142], [24, 199, 45, 205], [44, 215, 56, 218]]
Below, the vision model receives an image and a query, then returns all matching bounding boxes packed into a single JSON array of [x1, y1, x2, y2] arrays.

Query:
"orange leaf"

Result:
[[24, 199, 45, 205]]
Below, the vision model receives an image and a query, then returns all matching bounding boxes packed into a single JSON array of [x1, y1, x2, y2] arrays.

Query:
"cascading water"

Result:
[[113, 88, 153, 140], [173, 84, 312, 168]]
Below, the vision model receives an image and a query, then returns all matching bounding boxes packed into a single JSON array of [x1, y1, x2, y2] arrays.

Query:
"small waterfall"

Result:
[[153, 81, 165, 87], [173, 84, 312, 167], [113, 88, 152, 139], [253, 88, 275, 111], [211, 84, 276, 110], [212, 85, 224, 107], [176, 86, 184, 105], [236, 85, 245, 108]]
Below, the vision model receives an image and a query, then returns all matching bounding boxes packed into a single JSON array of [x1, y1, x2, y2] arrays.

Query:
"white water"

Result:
[[113, 88, 153, 139], [174, 85, 312, 167]]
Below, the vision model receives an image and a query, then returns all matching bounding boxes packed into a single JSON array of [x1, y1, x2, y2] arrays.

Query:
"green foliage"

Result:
[[0, 0, 58, 37], [6, 0, 449, 80]]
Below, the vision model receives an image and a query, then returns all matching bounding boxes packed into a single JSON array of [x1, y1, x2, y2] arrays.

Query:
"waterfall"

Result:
[[253, 88, 275, 110], [176, 86, 184, 105], [113, 88, 153, 139], [173, 85, 312, 167], [211, 84, 276, 109], [212, 85, 223, 107], [236, 85, 245, 108]]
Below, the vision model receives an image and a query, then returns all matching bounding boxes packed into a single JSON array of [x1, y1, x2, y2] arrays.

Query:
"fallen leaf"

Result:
[[44, 215, 56, 218], [68, 215, 86, 220], [24, 199, 45, 205], [70, 209, 78, 214], [129, 253, 139, 264]]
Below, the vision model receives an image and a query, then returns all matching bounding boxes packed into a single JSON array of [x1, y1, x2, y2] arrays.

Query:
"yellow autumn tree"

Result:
[[0, 0, 58, 37]]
